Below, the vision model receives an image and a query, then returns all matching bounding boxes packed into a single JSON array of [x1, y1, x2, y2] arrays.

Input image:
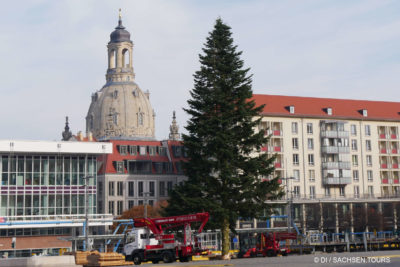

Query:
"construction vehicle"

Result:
[[238, 231, 297, 258], [123, 212, 209, 265]]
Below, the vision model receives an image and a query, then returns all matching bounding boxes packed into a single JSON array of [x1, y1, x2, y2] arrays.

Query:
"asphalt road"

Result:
[[125, 250, 400, 267]]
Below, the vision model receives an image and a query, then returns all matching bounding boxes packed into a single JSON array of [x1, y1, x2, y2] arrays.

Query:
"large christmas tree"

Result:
[[165, 18, 282, 257]]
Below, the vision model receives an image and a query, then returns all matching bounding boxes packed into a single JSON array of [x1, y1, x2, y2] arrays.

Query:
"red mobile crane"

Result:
[[123, 212, 209, 265], [238, 231, 297, 258]]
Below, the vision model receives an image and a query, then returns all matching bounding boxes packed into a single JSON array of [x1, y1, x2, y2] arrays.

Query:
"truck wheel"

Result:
[[162, 251, 174, 263], [152, 260, 159, 264], [267, 250, 275, 257], [132, 253, 142, 265]]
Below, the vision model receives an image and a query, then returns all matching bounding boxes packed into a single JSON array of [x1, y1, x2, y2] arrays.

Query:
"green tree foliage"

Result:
[[164, 18, 283, 257]]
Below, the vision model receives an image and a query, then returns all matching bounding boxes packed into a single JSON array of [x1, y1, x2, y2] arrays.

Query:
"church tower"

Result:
[[86, 11, 155, 140]]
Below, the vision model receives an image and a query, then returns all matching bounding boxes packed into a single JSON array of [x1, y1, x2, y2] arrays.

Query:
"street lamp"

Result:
[[83, 175, 94, 251], [143, 192, 151, 218], [281, 177, 295, 233]]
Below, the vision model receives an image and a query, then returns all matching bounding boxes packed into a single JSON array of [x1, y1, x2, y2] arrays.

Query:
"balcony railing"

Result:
[[382, 178, 389, 184], [391, 134, 398, 139], [322, 162, 351, 170], [393, 163, 399, 169], [321, 146, 350, 154], [323, 177, 352, 185], [392, 149, 399, 154], [379, 133, 386, 139], [320, 130, 349, 138], [381, 163, 388, 169], [380, 148, 388, 154], [276, 193, 400, 201]]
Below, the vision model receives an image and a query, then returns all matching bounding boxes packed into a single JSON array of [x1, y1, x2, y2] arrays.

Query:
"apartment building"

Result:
[[250, 94, 400, 233]]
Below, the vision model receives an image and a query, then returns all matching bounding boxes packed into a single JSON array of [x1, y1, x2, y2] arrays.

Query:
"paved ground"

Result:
[[124, 250, 400, 267]]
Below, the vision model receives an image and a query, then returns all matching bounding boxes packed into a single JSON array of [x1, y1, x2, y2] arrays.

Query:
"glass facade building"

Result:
[[0, 155, 97, 217]]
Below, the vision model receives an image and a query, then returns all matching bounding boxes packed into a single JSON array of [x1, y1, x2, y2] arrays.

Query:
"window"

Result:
[[366, 155, 372, 166], [109, 182, 114, 196], [119, 145, 127, 155], [159, 147, 167, 156], [351, 140, 357, 151], [325, 187, 330, 197], [116, 161, 124, 173], [310, 186, 315, 199], [98, 201, 102, 213], [148, 200, 154, 206], [351, 125, 357, 135], [292, 138, 298, 149], [366, 140, 371, 151], [293, 154, 299, 165], [307, 123, 313, 134], [309, 170, 315, 182], [353, 170, 359, 181], [159, 181, 166, 197], [128, 200, 135, 209], [139, 146, 147, 155], [352, 155, 358, 166], [108, 201, 114, 215], [292, 122, 298, 134], [98, 181, 103, 195], [138, 200, 144, 206], [128, 181, 134, 197], [117, 181, 123, 196], [354, 186, 359, 198], [308, 154, 314, 166], [368, 186, 374, 196], [129, 146, 137, 155], [148, 146, 157, 156], [293, 170, 300, 181], [117, 201, 123, 215], [167, 181, 173, 195], [293, 186, 300, 198], [149, 181, 155, 197], [138, 181, 143, 197], [339, 187, 345, 197], [367, 170, 373, 181], [307, 138, 314, 150], [365, 125, 371, 136]]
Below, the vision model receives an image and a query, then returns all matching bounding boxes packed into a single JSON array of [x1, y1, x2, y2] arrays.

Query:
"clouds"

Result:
[[0, 0, 399, 141]]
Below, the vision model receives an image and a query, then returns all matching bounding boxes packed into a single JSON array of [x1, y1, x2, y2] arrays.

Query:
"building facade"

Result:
[[249, 94, 400, 233], [0, 140, 112, 257]]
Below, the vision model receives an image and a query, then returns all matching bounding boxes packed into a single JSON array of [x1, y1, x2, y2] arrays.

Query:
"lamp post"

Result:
[[143, 192, 151, 218], [83, 175, 94, 251], [281, 177, 295, 233]]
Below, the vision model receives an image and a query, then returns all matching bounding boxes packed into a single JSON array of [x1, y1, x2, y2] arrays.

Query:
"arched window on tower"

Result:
[[113, 113, 118, 125], [138, 108, 144, 126], [122, 48, 130, 68], [109, 49, 117, 69]]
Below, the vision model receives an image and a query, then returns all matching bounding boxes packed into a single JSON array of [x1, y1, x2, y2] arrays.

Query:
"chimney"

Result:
[[87, 131, 93, 141], [78, 131, 83, 141]]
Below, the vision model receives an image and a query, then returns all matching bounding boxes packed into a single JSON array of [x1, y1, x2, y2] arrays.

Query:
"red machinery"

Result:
[[124, 212, 209, 264], [238, 232, 297, 258]]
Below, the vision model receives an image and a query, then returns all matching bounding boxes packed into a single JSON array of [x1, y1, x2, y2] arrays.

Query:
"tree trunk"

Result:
[[221, 217, 231, 259]]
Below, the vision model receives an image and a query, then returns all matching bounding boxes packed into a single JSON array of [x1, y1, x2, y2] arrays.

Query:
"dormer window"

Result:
[[289, 105, 295, 114], [362, 109, 368, 117], [327, 107, 332, 115]]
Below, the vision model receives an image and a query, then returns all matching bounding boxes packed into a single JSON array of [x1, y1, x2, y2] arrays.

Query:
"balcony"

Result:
[[380, 148, 388, 154], [393, 164, 399, 169], [322, 162, 351, 169], [394, 179, 399, 184], [323, 177, 352, 185], [274, 162, 282, 168], [392, 149, 398, 154], [273, 130, 282, 136], [320, 130, 349, 138], [382, 178, 389, 184], [381, 163, 388, 169], [379, 133, 386, 139], [321, 146, 350, 154], [391, 134, 398, 139], [273, 146, 282, 152]]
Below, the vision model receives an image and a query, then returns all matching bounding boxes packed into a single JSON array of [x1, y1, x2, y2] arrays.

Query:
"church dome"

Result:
[[110, 19, 131, 43], [86, 13, 155, 141]]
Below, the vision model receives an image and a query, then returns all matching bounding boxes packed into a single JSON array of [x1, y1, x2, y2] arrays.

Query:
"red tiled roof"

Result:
[[99, 139, 186, 174], [252, 94, 400, 121]]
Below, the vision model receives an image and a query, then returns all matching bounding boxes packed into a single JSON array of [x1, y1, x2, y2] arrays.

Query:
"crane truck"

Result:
[[123, 212, 209, 265]]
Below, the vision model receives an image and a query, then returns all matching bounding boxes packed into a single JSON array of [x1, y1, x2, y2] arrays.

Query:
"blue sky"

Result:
[[0, 0, 399, 140]]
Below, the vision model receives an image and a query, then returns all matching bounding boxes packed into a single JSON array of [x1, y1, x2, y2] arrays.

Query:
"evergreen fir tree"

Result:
[[164, 18, 283, 257]]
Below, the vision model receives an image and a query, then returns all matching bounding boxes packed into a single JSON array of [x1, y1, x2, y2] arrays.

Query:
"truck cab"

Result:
[[123, 228, 158, 260]]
